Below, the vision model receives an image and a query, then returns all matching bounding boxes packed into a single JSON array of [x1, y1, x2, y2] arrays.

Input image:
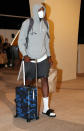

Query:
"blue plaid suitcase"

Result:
[[15, 60, 39, 122], [15, 86, 39, 122]]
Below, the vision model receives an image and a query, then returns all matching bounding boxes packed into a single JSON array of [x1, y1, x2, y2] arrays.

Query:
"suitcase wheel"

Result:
[[36, 116, 39, 120], [27, 119, 31, 122], [14, 114, 18, 118], [14, 99, 16, 103]]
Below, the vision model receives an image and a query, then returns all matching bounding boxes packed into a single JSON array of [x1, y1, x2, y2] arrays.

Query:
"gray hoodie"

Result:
[[18, 4, 50, 59]]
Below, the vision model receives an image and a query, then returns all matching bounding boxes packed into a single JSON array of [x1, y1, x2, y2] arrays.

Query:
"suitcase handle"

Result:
[[23, 60, 25, 86]]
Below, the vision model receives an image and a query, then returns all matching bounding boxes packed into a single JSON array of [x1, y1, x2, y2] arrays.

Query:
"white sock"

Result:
[[43, 97, 49, 113]]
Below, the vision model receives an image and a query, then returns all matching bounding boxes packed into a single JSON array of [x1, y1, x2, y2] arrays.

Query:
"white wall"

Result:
[[0, 29, 18, 44], [44, 0, 81, 81]]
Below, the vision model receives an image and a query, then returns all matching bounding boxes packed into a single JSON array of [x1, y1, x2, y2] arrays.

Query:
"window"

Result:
[[0, 0, 30, 29]]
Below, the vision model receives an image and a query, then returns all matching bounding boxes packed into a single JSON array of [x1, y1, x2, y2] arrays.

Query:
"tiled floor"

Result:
[[0, 68, 84, 131]]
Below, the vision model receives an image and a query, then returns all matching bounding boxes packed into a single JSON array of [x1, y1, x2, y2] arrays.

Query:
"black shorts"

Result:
[[24, 58, 50, 81]]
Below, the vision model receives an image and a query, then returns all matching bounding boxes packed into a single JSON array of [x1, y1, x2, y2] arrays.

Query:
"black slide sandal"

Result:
[[42, 109, 56, 117]]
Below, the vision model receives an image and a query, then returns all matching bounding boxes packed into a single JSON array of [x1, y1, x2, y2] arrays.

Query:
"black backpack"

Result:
[[25, 18, 50, 49]]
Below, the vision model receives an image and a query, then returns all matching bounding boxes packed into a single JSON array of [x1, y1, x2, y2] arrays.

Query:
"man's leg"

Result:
[[41, 77, 56, 117], [25, 79, 34, 86], [41, 77, 49, 113], [25, 80, 31, 86], [41, 77, 49, 97]]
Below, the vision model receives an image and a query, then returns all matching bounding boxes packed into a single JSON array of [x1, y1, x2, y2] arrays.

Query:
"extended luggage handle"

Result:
[[23, 60, 26, 86], [35, 59, 38, 88]]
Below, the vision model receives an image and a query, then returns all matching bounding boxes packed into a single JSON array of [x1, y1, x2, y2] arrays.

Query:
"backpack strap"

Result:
[[43, 19, 50, 39], [27, 18, 34, 35], [25, 18, 34, 49], [43, 19, 48, 29]]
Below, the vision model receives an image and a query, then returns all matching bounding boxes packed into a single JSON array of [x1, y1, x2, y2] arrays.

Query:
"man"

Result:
[[0, 36, 3, 53], [3, 38, 11, 67], [18, 4, 56, 117]]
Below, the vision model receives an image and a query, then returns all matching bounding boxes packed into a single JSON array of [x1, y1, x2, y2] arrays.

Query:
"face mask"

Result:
[[38, 10, 44, 19]]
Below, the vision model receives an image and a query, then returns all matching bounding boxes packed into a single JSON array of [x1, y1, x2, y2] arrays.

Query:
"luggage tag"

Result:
[[17, 60, 25, 86]]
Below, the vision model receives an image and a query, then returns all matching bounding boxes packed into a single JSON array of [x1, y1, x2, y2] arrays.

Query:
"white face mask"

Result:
[[38, 10, 44, 19]]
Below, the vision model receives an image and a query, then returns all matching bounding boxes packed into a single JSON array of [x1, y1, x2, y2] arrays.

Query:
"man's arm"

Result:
[[45, 22, 53, 65], [45, 22, 51, 57], [18, 19, 29, 57]]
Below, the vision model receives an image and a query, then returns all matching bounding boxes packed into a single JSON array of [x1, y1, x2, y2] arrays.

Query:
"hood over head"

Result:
[[32, 4, 46, 21]]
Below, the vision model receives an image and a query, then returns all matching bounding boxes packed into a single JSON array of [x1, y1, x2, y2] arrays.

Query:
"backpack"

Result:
[[25, 18, 50, 49]]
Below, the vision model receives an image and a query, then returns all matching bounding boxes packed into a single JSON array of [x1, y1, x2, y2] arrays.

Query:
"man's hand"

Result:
[[48, 56, 53, 66], [24, 55, 31, 62]]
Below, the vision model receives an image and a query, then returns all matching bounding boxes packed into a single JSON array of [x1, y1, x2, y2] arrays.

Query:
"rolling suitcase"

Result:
[[14, 60, 39, 122]]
